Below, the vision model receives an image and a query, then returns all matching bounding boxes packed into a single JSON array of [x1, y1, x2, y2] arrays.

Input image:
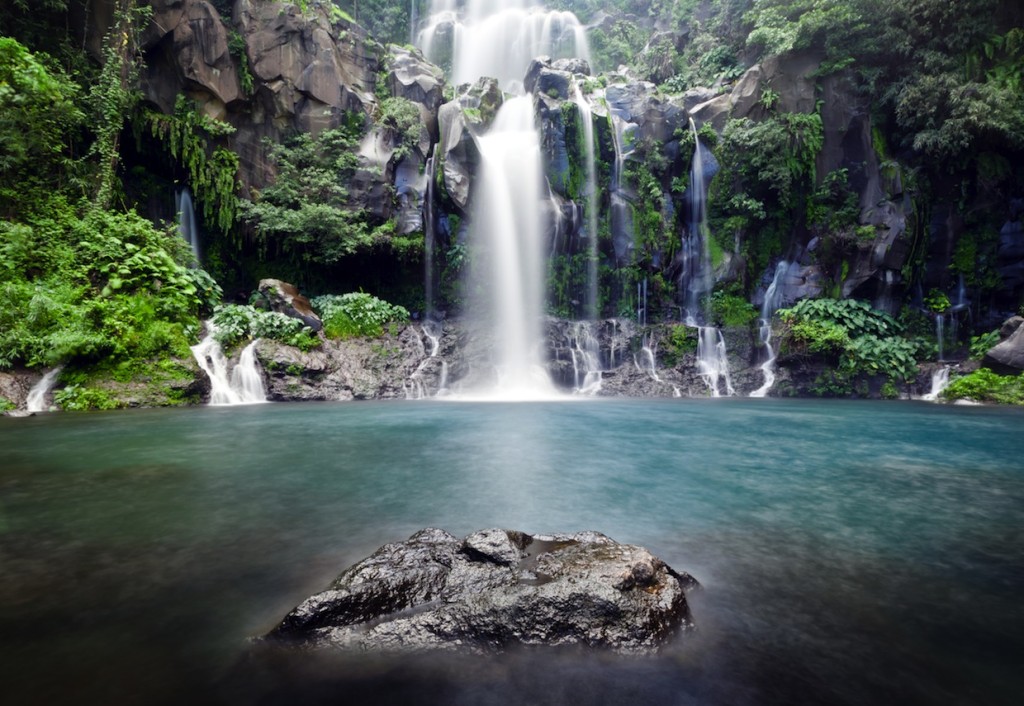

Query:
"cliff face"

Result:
[[75, 2, 1015, 351]]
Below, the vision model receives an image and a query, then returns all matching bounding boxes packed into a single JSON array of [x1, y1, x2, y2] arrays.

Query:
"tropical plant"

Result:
[[311, 293, 410, 339]]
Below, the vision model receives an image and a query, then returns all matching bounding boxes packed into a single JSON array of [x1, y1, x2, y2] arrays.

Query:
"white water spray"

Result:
[[26, 366, 62, 413], [419, 0, 590, 90], [176, 188, 201, 263], [572, 84, 599, 320], [469, 96, 556, 398], [190, 324, 267, 405], [751, 261, 789, 398], [568, 321, 602, 395], [922, 365, 951, 402]]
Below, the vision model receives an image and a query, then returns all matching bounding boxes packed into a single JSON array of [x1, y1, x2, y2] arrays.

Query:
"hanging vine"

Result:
[[90, 0, 150, 209], [141, 95, 240, 235]]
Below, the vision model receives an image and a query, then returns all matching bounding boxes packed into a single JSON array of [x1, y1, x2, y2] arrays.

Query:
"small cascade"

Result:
[[696, 327, 735, 398], [922, 365, 951, 402], [26, 366, 62, 413], [750, 261, 788, 398], [608, 110, 636, 272], [567, 321, 602, 395], [418, 0, 590, 90], [634, 334, 661, 382], [936, 313, 946, 362], [874, 269, 897, 314], [637, 278, 648, 326], [175, 188, 201, 263], [406, 321, 449, 399], [231, 342, 268, 403], [190, 324, 267, 405], [572, 84, 599, 320]]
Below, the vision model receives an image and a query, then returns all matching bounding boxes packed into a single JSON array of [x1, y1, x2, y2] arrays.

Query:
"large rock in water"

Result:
[[267, 528, 698, 653]]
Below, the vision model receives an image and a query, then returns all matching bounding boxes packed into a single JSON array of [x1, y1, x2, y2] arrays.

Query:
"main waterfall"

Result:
[[419, 0, 590, 398]]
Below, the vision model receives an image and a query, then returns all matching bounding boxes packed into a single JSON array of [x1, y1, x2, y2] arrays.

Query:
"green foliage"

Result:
[[781, 297, 919, 380], [211, 304, 319, 351], [943, 368, 1024, 405], [141, 95, 239, 234], [0, 38, 85, 214], [708, 291, 758, 327], [840, 334, 919, 380], [924, 289, 950, 314], [239, 122, 408, 265], [311, 293, 410, 339], [660, 324, 697, 366], [970, 330, 1001, 359], [0, 196, 212, 370], [376, 97, 423, 161], [90, 2, 152, 209], [0, 396, 15, 412], [54, 383, 120, 411], [781, 298, 904, 339]]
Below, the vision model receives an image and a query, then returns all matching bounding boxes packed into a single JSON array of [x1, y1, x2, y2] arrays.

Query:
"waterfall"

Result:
[[684, 118, 733, 396], [635, 334, 661, 382], [26, 366, 62, 413], [922, 365, 951, 402], [405, 320, 449, 399], [419, 0, 590, 90], [682, 119, 715, 322], [568, 321, 602, 395], [696, 326, 734, 398], [190, 324, 267, 405], [572, 84, 599, 320], [936, 313, 945, 362], [175, 188, 201, 263], [424, 155, 437, 318], [469, 96, 556, 398], [750, 261, 789, 398]]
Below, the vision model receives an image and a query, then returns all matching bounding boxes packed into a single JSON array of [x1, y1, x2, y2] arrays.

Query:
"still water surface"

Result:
[[1, 398, 1022, 705]]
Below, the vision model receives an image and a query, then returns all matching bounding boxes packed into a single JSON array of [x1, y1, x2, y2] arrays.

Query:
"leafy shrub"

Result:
[[54, 383, 120, 411], [660, 324, 697, 366], [780, 298, 904, 338], [709, 291, 758, 327], [942, 368, 1024, 405], [970, 330, 1001, 359], [211, 304, 318, 351], [0, 396, 15, 412], [312, 293, 410, 339], [840, 335, 920, 380], [789, 318, 850, 355]]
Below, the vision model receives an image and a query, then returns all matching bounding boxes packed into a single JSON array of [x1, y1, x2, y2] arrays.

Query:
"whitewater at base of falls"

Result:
[[26, 366, 63, 413], [921, 366, 951, 402], [696, 326, 735, 398], [190, 325, 267, 405]]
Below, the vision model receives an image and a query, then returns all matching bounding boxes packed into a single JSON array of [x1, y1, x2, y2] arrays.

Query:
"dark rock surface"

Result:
[[983, 316, 1024, 374], [267, 528, 698, 654], [255, 279, 323, 332]]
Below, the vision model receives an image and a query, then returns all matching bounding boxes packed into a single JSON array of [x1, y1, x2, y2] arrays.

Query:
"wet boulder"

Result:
[[255, 279, 322, 332], [267, 528, 699, 654], [982, 316, 1024, 374]]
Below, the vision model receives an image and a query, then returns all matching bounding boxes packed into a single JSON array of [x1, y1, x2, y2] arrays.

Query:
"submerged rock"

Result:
[[267, 528, 698, 654]]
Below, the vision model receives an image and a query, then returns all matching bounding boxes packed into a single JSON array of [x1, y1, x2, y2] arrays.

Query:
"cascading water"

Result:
[[567, 321, 602, 395], [684, 118, 733, 396], [176, 188, 201, 263], [468, 96, 556, 397], [419, 0, 590, 90], [26, 366, 62, 413], [922, 365, 951, 402], [571, 84, 599, 320], [418, 1, 592, 399], [936, 313, 946, 362], [190, 324, 267, 405], [750, 261, 789, 398]]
